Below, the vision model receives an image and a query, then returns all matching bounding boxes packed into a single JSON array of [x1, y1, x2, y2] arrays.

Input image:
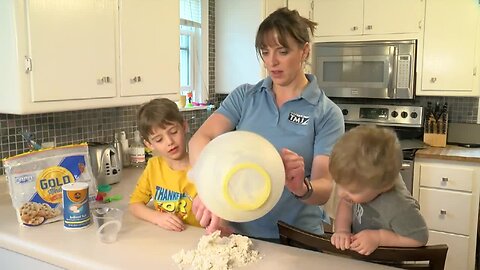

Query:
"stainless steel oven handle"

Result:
[[401, 162, 411, 170]]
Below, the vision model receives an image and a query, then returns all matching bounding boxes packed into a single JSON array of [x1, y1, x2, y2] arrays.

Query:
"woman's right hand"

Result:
[[192, 196, 222, 234], [153, 212, 185, 232]]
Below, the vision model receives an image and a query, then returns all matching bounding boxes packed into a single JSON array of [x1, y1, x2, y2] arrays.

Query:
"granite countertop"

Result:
[[415, 145, 480, 163], [0, 168, 394, 270]]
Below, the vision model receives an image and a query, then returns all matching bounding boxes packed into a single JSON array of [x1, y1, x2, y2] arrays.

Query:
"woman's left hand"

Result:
[[281, 148, 305, 195]]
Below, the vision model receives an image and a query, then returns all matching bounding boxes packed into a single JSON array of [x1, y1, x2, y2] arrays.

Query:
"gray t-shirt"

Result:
[[352, 175, 429, 244]]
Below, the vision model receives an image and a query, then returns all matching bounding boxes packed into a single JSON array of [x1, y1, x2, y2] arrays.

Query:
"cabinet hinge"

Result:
[[24, 56, 32, 73]]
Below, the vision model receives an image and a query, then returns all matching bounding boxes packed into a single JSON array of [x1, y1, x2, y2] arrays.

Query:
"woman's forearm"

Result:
[[188, 113, 233, 166]]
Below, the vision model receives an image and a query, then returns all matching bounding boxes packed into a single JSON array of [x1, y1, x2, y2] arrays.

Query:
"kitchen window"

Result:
[[180, 0, 207, 103]]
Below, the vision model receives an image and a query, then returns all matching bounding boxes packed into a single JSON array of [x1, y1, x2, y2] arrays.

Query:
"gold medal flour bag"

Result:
[[3, 143, 96, 226]]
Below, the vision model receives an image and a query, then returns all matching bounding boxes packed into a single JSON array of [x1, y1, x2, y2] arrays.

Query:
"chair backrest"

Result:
[[277, 221, 448, 270]]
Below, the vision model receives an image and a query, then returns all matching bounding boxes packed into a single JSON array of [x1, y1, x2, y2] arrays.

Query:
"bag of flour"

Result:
[[3, 143, 96, 226]]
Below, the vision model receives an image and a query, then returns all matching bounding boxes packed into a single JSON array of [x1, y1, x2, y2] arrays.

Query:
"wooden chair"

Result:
[[277, 221, 448, 270]]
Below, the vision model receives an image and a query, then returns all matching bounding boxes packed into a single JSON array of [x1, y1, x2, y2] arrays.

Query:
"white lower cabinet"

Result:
[[414, 158, 480, 270], [428, 231, 470, 270]]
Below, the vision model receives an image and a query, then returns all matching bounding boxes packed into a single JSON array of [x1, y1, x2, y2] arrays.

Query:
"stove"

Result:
[[337, 103, 426, 194]]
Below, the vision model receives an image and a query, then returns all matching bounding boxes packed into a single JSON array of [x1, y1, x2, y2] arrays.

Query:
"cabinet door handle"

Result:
[[130, 76, 142, 83], [441, 177, 448, 182], [366, 25, 373, 30], [351, 26, 358, 31], [440, 209, 447, 215], [25, 56, 33, 73], [98, 76, 111, 84], [430, 77, 437, 83]]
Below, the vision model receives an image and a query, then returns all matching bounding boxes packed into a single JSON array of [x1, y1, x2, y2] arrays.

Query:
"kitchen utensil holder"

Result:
[[423, 113, 448, 147], [423, 133, 447, 147]]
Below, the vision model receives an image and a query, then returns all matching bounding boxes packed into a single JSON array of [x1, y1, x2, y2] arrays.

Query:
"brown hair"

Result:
[[329, 125, 402, 190], [255, 7, 317, 59], [137, 98, 184, 142]]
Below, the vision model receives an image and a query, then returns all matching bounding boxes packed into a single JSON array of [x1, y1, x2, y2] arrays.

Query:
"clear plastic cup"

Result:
[[91, 208, 123, 243]]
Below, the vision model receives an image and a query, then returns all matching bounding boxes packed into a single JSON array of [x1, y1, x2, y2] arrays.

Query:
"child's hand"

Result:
[[350, 230, 380, 255], [153, 212, 185, 232], [331, 231, 353, 250]]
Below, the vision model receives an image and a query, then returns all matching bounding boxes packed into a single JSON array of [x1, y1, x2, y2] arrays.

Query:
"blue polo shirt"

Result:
[[216, 74, 345, 239]]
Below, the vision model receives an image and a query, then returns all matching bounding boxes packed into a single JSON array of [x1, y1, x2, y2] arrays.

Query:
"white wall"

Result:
[[215, 0, 263, 94]]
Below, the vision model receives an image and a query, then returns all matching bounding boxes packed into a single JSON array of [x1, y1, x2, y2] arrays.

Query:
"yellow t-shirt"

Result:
[[129, 156, 200, 227]]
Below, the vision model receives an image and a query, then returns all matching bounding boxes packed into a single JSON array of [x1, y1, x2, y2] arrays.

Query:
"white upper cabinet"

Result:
[[265, 0, 287, 17], [27, 0, 117, 102], [419, 0, 479, 96], [313, 0, 424, 37], [288, 0, 312, 20], [119, 0, 179, 97], [0, 0, 179, 114]]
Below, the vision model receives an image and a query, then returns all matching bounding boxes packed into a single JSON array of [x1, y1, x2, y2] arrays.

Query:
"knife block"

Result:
[[423, 133, 447, 147], [423, 113, 448, 147]]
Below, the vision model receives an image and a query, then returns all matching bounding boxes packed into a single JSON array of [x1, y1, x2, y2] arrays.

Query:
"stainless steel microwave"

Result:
[[313, 40, 416, 99]]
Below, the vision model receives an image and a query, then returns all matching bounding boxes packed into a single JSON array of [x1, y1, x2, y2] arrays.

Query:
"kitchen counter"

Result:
[[0, 168, 393, 270], [415, 145, 480, 163]]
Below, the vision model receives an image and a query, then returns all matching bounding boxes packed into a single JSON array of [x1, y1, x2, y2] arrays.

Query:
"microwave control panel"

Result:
[[396, 55, 411, 89]]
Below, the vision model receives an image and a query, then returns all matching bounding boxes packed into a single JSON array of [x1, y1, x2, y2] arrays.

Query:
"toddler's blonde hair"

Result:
[[329, 125, 402, 190]]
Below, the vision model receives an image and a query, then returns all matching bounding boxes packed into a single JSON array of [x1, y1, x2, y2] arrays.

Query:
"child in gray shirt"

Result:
[[329, 125, 428, 255]]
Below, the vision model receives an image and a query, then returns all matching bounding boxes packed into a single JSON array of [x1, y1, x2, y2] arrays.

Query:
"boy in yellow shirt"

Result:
[[129, 98, 201, 231]]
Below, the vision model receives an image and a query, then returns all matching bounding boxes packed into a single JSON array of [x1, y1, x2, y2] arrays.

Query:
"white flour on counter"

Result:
[[172, 231, 261, 270]]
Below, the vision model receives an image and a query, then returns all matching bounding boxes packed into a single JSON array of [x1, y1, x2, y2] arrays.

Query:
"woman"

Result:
[[189, 7, 344, 240]]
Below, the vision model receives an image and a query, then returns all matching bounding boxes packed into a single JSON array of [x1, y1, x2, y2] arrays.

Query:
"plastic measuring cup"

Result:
[[91, 207, 123, 243]]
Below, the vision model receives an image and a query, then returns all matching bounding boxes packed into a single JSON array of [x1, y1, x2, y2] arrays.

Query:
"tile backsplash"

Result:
[[0, 106, 213, 175], [0, 95, 478, 175]]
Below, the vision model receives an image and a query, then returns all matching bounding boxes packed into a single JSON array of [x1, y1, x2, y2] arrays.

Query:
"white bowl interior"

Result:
[[191, 131, 285, 222]]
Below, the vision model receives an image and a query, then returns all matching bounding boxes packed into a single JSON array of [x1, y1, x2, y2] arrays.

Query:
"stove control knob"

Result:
[[391, 111, 398, 118], [341, 109, 348, 116], [401, 111, 408, 118], [410, 112, 418, 119]]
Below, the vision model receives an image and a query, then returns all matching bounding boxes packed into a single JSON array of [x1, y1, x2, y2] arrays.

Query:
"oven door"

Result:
[[400, 159, 413, 195]]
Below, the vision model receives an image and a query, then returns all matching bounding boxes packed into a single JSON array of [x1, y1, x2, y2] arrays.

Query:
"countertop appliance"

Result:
[[314, 40, 417, 99], [88, 142, 122, 185], [338, 103, 426, 194], [447, 123, 480, 147]]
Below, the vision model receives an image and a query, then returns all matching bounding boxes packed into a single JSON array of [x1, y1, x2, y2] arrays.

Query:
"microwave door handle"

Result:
[[389, 46, 398, 98], [386, 57, 395, 98]]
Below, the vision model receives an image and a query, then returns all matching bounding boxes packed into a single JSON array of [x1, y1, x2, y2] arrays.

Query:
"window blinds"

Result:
[[180, 0, 201, 27]]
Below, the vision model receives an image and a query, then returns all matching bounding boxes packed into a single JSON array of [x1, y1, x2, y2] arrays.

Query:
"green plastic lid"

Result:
[[97, 184, 112, 193]]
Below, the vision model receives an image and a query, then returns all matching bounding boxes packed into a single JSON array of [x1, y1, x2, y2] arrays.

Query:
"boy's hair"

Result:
[[137, 98, 184, 142], [329, 125, 402, 190], [255, 7, 317, 60]]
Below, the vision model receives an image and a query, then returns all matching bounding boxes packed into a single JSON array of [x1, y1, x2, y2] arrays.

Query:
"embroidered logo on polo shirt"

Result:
[[288, 112, 310, 125]]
